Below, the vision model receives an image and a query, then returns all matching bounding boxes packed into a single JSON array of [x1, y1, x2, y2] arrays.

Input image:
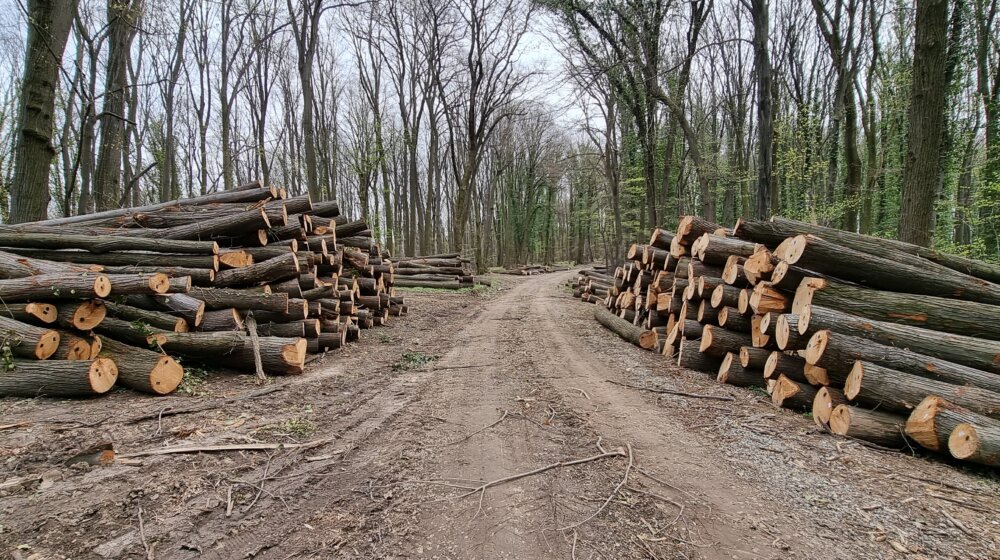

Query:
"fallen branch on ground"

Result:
[[605, 379, 735, 402], [121, 439, 329, 458]]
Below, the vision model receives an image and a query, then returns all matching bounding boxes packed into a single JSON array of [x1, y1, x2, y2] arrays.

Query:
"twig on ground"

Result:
[[435, 448, 627, 518], [244, 454, 273, 513], [605, 380, 734, 402], [122, 439, 329, 458], [225, 486, 234, 517], [446, 410, 509, 446], [137, 506, 154, 560], [127, 385, 286, 424], [569, 387, 591, 400], [559, 444, 633, 530], [0, 422, 31, 430]]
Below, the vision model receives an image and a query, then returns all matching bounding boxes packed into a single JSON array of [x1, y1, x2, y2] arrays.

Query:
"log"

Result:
[[128, 208, 270, 240], [805, 330, 1000, 393], [677, 339, 723, 372], [779, 234, 1000, 304], [0, 232, 218, 254], [794, 277, 1000, 340], [750, 315, 772, 348], [51, 332, 92, 360], [99, 337, 183, 395], [739, 346, 770, 369], [199, 309, 244, 331], [762, 351, 807, 384], [844, 361, 1000, 418], [676, 216, 723, 244], [812, 386, 848, 426], [721, 255, 748, 287], [800, 304, 1000, 374], [771, 375, 817, 411], [749, 282, 789, 314], [699, 326, 753, 358], [0, 302, 57, 324], [152, 294, 205, 327], [188, 287, 289, 312], [830, 405, 908, 448], [906, 396, 988, 452], [736, 216, 1000, 284], [214, 253, 300, 288], [695, 234, 761, 265], [717, 352, 762, 387], [94, 316, 168, 347], [0, 358, 118, 397], [146, 331, 307, 375], [3, 249, 220, 270], [102, 266, 215, 285], [56, 300, 106, 331], [742, 249, 774, 284], [803, 363, 831, 386], [105, 273, 172, 296], [255, 321, 309, 338], [696, 300, 719, 324], [717, 307, 751, 332], [649, 228, 674, 250], [0, 249, 101, 278], [394, 279, 465, 290], [104, 301, 188, 332], [949, 420, 1000, 467], [594, 306, 656, 350], [0, 273, 112, 301], [0, 315, 60, 359], [25, 181, 278, 226], [710, 284, 742, 309], [774, 314, 808, 351]]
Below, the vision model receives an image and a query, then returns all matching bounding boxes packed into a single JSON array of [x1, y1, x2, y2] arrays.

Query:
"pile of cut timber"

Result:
[[574, 216, 1000, 468], [0, 182, 406, 398], [393, 253, 477, 290], [500, 265, 563, 276]]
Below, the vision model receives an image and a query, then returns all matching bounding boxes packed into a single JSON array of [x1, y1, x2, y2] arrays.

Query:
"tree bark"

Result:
[[594, 306, 655, 350], [845, 361, 1000, 418], [9, 0, 80, 223], [0, 358, 117, 397], [99, 337, 183, 395], [830, 405, 908, 448], [0, 273, 112, 301], [147, 331, 306, 375], [899, 0, 949, 247], [806, 330, 1000, 393], [794, 277, 1000, 340], [801, 304, 1000, 374], [0, 232, 219, 255]]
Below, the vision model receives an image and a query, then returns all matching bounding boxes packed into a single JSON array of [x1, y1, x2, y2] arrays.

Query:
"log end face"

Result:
[[844, 362, 864, 400], [74, 300, 107, 331], [36, 330, 61, 360], [905, 396, 944, 451], [813, 387, 833, 426], [763, 351, 779, 379], [698, 326, 714, 353], [282, 339, 308, 373], [947, 423, 979, 460], [89, 358, 119, 394], [798, 304, 812, 335], [638, 330, 658, 350], [829, 404, 852, 435], [94, 275, 113, 298], [804, 330, 829, 365], [29, 303, 58, 324], [151, 357, 184, 395], [717, 353, 734, 384]]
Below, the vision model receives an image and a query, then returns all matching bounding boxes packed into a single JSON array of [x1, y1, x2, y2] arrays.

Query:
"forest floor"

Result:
[[2, 271, 999, 560]]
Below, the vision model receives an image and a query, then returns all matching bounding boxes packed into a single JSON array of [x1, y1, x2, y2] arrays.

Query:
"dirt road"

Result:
[[2, 272, 998, 559]]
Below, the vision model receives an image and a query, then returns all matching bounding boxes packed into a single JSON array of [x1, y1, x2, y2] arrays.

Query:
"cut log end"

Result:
[[94, 275, 113, 297], [282, 339, 308, 372], [27, 303, 58, 323], [804, 330, 829, 365], [89, 358, 119, 393], [36, 330, 61, 359], [72, 300, 107, 330], [844, 361, 864, 400], [150, 356, 185, 395], [905, 396, 945, 451]]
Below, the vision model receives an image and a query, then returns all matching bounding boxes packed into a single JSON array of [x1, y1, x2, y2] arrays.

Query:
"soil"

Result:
[[1, 271, 999, 560]]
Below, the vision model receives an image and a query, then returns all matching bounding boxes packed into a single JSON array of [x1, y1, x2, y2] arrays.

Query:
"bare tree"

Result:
[[10, 0, 80, 222]]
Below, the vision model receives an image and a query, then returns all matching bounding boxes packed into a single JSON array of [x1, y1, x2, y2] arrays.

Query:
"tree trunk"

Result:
[[0, 232, 219, 255], [771, 374, 817, 410], [9, 0, 80, 223], [0, 315, 60, 359], [188, 287, 289, 312], [0, 303, 57, 324], [104, 301, 187, 332], [677, 339, 723, 373], [699, 326, 753, 358], [899, 0, 949, 246], [147, 331, 306, 375], [906, 396, 991, 452], [594, 306, 655, 350]]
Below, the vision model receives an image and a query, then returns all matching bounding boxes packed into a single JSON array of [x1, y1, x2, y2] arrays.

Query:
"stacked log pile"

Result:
[[0, 182, 405, 398], [393, 253, 477, 290], [576, 216, 1000, 468]]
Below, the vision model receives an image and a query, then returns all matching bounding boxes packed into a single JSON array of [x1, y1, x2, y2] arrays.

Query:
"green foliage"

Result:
[[392, 351, 437, 372], [177, 366, 211, 397]]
